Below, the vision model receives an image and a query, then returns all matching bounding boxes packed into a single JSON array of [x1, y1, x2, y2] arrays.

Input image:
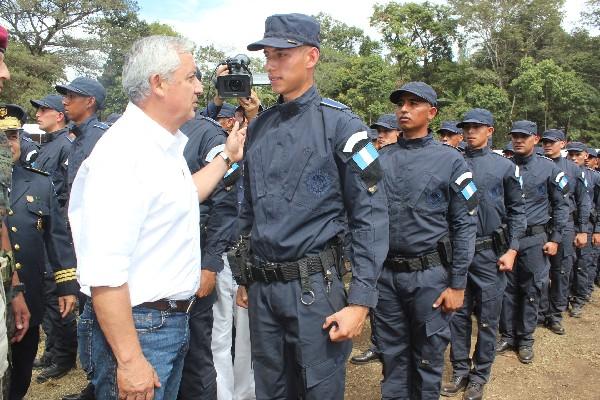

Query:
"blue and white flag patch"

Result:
[[352, 142, 379, 170], [225, 162, 239, 178], [555, 172, 568, 190], [461, 181, 477, 201]]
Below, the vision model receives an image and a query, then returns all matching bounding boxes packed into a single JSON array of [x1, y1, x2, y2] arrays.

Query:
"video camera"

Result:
[[217, 54, 253, 98]]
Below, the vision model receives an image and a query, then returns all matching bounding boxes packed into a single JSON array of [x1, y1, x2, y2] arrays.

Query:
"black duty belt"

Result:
[[139, 298, 195, 313], [525, 225, 546, 236], [251, 248, 336, 284], [384, 251, 442, 273], [475, 237, 494, 252]]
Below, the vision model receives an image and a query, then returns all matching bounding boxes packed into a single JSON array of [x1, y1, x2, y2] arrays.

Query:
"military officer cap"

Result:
[[587, 147, 598, 158], [510, 120, 537, 136], [0, 104, 27, 131], [541, 129, 566, 142], [55, 77, 106, 110], [30, 94, 65, 113], [247, 13, 320, 51], [217, 103, 237, 118], [370, 114, 398, 130], [0, 25, 8, 53], [457, 108, 494, 127], [389, 81, 437, 106], [566, 141, 587, 153], [437, 120, 461, 135]]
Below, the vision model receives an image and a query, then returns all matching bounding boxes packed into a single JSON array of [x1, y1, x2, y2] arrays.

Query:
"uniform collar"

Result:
[[397, 131, 434, 149], [465, 146, 490, 158], [276, 85, 318, 118], [42, 126, 69, 143], [514, 152, 535, 165], [72, 115, 99, 137]]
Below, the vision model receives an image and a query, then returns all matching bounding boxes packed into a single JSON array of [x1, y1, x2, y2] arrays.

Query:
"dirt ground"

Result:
[[26, 289, 600, 400]]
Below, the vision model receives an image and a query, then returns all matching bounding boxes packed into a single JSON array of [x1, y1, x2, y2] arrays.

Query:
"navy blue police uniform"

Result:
[[567, 142, 599, 315], [29, 95, 77, 375], [177, 112, 239, 400], [238, 13, 389, 400], [447, 109, 526, 391], [586, 148, 600, 292], [7, 164, 78, 399], [498, 121, 569, 360], [538, 131, 590, 329], [374, 83, 477, 400]]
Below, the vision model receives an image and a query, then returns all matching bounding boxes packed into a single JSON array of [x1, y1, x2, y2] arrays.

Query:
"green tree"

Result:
[[370, 1, 459, 81]]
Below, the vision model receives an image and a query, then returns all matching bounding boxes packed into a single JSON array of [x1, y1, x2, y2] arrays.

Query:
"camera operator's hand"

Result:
[[238, 90, 261, 122], [225, 121, 247, 163], [213, 64, 230, 106]]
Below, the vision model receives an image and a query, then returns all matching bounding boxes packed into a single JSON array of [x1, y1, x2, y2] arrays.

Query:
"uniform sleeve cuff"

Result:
[[56, 280, 80, 297], [508, 239, 520, 252], [450, 273, 467, 289], [577, 224, 590, 234], [347, 282, 378, 308], [550, 231, 562, 243], [201, 254, 224, 273]]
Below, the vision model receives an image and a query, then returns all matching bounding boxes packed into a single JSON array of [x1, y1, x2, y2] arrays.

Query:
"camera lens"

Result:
[[229, 79, 243, 92]]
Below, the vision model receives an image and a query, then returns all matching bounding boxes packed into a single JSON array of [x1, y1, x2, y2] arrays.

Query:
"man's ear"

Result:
[[149, 74, 166, 98]]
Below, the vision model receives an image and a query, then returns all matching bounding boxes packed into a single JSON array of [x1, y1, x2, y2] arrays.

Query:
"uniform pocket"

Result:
[[413, 173, 448, 213], [419, 312, 451, 371]]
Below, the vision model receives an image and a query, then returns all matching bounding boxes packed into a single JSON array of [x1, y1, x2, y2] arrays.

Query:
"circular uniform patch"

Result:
[[305, 169, 333, 197]]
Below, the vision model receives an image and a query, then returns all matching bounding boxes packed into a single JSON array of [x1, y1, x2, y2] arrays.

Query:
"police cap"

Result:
[[217, 103, 237, 119], [30, 94, 65, 113], [510, 120, 537, 136], [248, 13, 320, 51], [437, 120, 461, 135], [370, 114, 398, 130], [541, 129, 566, 142], [56, 77, 106, 110], [389, 81, 437, 106], [457, 108, 494, 127], [566, 142, 587, 153]]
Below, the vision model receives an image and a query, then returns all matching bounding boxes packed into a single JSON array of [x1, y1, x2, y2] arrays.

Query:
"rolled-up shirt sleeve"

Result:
[[69, 146, 150, 290]]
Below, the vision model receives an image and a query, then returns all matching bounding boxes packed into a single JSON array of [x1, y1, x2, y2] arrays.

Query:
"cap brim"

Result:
[[370, 122, 395, 130], [437, 129, 461, 135], [540, 135, 561, 142], [55, 84, 90, 97], [29, 99, 46, 108], [389, 89, 434, 105], [456, 119, 490, 128], [509, 129, 535, 135], [247, 37, 304, 51]]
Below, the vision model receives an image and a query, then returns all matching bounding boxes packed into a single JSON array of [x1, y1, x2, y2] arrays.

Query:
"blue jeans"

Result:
[[78, 301, 190, 400]]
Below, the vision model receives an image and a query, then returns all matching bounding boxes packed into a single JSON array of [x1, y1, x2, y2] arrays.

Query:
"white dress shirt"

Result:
[[69, 102, 201, 306]]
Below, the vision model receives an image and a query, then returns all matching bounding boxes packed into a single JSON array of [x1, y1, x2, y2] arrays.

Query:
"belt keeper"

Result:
[[298, 258, 315, 305]]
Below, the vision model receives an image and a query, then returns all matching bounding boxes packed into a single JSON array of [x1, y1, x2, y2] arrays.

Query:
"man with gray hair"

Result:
[[68, 35, 246, 400]]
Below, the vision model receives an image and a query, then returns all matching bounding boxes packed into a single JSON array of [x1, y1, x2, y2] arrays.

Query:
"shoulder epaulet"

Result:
[[537, 154, 553, 162], [21, 136, 34, 143], [93, 122, 109, 130], [198, 115, 223, 129], [320, 98, 350, 111], [24, 165, 50, 176]]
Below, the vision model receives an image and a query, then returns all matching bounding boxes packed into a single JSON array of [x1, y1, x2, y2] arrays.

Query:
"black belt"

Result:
[[525, 225, 546, 236], [384, 251, 442, 272], [475, 237, 494, 252], [140, 298, 195, 313], [250, 248, 336, 284]]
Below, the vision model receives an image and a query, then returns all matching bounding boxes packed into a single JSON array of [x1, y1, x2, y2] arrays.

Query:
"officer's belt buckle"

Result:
[[261, 262, 284, 283]]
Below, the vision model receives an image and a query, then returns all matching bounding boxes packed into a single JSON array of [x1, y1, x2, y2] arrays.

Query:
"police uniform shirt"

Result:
[[180, 112, 239, 273], [239, 86, 389, 307], [551, 156, 591, 233], [378, 133, 477, 289], [513, 153, 569, 242], [19, 136, 39, 166], [583, 167, 600, 233], [464, 146, 526, 249], [66, 115, 107, 192], [69, 102, 201, 306], [33, 127, 72, 207], [8, 165, 78, 326]]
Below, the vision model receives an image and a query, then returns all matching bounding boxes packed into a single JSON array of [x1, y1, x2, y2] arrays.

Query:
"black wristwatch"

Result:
[[12, 282, 25, 295], [218, 151, 234, 169]]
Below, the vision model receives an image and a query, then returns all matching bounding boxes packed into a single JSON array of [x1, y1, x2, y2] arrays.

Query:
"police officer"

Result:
[[55, 77, 107, 196], [371, 113, 401, 150], [235, 13, 389, 399], [177, 107, 240, 400], [4, 111, 78, 400], [28, 94, 78, 382], [538, 130, 590, 335], [497, 121, 569, 364], [214, 103, 238, 133], [584, 148, 600, 292], [56, 77, 106, 400], [441, 109, 526, 400], [502, 142, 514, 159], [374, 83, 476, 400], [0, 29, 33, 399], [565, 142, 599, 316], [437, 120, 462, 148]]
